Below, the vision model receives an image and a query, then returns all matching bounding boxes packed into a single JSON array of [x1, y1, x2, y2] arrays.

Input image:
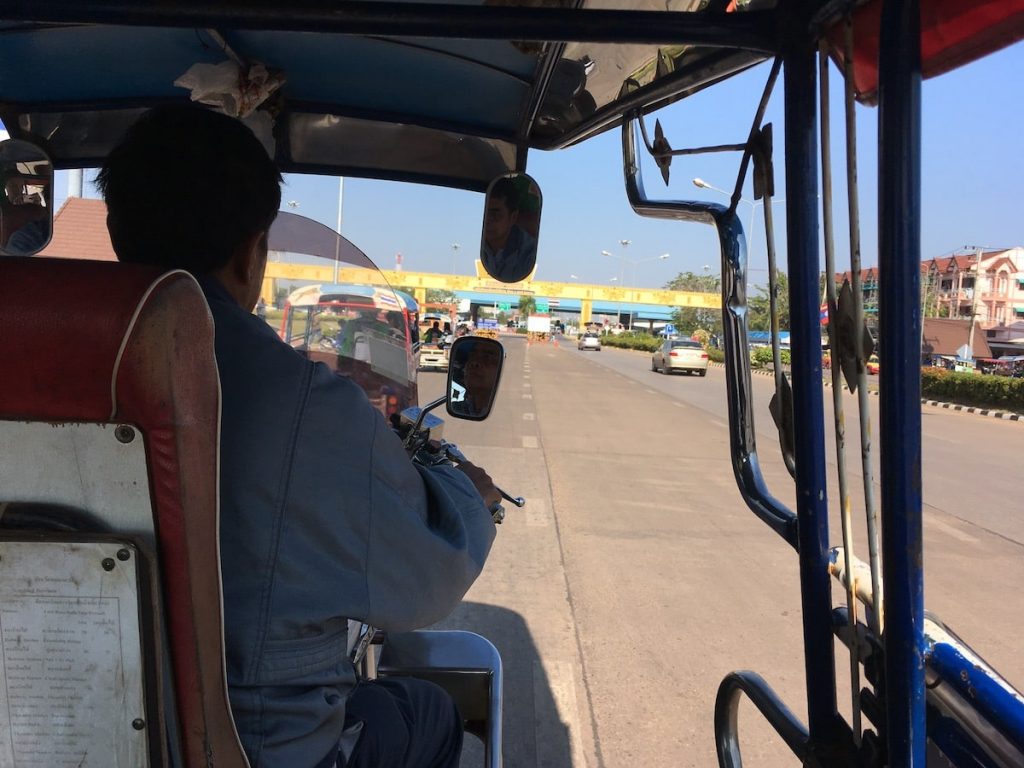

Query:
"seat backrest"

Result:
[[0, 257, 248, 767]]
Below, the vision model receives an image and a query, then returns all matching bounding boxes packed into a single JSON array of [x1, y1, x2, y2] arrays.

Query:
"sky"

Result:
[[34, 40, 1024, 291]]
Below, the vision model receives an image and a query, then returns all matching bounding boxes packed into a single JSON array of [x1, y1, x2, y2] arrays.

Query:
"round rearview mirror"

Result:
[[479, 172, 542, 283], [0, 140, 54, 256], [446, 336, 504, 421]]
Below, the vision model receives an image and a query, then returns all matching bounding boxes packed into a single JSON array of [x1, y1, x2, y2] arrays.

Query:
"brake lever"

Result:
[[441, 443, 526, 509]]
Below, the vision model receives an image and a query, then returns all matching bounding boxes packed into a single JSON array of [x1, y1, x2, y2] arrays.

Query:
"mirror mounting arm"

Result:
[[402, 395, 447, 450]]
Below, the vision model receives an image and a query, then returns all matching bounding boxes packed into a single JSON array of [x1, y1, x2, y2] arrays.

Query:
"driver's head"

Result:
[[465, 341, 501, 390], [97, 105, 282, 281], [3, 176, 27, 204], [484, 177, 520, 249]]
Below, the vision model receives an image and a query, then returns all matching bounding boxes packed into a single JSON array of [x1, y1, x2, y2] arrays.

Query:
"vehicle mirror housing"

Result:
[[479, 172, 541, 283], [0, 139, 54, 256], [446, 336, 504, 421]]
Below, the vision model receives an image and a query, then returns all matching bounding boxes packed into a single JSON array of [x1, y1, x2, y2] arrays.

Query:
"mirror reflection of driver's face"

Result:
[[484, 196, 517, 251], [4, 178, 26, 203], [465, 344, 501, 394]]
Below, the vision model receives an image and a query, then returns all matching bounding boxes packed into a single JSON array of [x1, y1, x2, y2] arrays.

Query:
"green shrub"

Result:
[[750, 346, 774, 367], [600, 332, 662, 352], [921, 368, 1024, 411], [706, 348, 725, 363], [749, 345, 792, 368]]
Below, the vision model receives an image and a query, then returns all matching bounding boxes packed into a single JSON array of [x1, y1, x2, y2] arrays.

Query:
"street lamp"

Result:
[[602, 249, 669, 329], [450, 242, 461, 275], [332, 177, 346, 284], [692, 177, 784, 263]]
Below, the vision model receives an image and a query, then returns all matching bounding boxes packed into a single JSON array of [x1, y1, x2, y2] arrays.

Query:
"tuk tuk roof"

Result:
[[285, 282, 418, 312], [1, 2, 1020, 190]]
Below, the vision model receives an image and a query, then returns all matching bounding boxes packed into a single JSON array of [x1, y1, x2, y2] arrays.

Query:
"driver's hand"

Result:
[[456, 461, 502, 510]]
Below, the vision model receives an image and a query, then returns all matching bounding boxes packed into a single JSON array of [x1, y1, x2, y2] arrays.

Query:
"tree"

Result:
[[664, 271, 722, 336], [425, 288, 457, 305], [748, 272, 790, 331], [518, 295, 536, 316]]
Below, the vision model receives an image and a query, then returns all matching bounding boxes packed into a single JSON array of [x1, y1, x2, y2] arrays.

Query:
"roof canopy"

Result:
[[2, 1, 1020, 190]]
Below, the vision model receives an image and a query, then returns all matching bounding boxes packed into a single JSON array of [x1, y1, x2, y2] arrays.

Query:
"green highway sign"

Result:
[[497, 302, 511, 311], [536, 300, 549, 313]]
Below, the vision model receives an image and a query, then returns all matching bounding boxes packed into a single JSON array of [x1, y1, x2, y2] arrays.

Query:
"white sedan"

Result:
[[651, 339, 709, 376]]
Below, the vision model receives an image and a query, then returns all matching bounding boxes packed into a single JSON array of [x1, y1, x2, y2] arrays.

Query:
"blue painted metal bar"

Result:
[[925, 704, 1003, 768], [782, 28, 838, 746], [929, 642, 1024, 757], [877, 0, 925, 764]]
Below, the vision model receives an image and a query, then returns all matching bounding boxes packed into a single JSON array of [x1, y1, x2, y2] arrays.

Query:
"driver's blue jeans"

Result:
[[341, 677, 464, 768]]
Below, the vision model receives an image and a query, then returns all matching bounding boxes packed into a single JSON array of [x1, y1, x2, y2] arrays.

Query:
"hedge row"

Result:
[[750, 346, 791, 367], [598, 333, 663, 352], [921, 368, 1024, 411]]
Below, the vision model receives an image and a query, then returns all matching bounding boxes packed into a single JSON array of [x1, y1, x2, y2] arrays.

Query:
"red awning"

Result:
[[826, 0, 1024, 104]]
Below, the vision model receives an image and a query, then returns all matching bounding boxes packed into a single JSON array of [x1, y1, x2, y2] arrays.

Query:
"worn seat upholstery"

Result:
[[0, 257, 248, 767]]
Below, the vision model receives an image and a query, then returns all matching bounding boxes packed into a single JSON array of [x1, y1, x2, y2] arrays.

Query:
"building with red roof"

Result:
[[37, 197, 117, 261]]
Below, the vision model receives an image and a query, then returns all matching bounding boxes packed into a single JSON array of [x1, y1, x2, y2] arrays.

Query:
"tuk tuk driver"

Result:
[[97, 105, 500, 768]]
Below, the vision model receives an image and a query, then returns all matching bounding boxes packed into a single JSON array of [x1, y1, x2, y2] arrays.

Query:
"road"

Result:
[[419, 335, 1023, 767]]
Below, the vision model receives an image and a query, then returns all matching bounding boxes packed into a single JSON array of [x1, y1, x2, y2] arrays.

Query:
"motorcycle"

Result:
[[351, 335, 524, 768]]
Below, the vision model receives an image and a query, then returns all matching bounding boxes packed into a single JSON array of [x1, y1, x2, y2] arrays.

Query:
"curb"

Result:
[[919, 400, 1022, 421], [708, 362, 1022, 423]]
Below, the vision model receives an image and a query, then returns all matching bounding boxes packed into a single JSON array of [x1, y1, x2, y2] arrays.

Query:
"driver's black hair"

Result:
[[96, 105, 282, 274], [488, 176, 521, 212]]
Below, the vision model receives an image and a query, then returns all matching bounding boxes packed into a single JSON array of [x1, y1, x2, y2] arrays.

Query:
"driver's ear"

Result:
[[234, 230, 268, 284]]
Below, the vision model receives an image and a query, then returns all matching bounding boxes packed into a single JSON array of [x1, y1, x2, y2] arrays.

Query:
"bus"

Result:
[[280, 281, 421, 419]]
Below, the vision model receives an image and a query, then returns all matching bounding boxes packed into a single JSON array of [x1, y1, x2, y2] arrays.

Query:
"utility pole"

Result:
[[966, 246, 984, 357]]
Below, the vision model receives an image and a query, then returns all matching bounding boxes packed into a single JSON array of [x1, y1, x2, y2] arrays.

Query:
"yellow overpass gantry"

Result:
[[263, 262, 719, 324]]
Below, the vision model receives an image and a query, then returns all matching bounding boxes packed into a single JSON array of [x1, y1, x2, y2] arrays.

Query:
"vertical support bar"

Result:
[[783, 27, 838, 744], [878, 0, 924, 765]]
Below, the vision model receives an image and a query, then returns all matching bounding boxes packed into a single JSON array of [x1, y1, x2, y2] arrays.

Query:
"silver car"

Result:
[[578, 332, 602, 351], [652, 339, 708, 376]]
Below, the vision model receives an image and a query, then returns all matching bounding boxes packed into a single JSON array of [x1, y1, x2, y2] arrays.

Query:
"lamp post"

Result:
[[332, 177, 345, 284], [451, 242, 461, 275], [602, 248, 669, 330], [692, 177, 784, 264]]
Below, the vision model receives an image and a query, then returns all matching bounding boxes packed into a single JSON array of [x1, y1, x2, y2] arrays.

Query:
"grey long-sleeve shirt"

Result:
[[201, 278, 495, 766]]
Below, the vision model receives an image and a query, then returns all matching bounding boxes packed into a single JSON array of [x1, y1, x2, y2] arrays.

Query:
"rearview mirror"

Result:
[[446, 337, 504, 421], [0, 139, 53, 256], [479, 172, 542, 283]]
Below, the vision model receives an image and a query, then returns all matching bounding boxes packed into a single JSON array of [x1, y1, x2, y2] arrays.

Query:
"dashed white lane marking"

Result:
[[523, 413, 536, 421], [524, 382, 532, 388], [672, 402, 685, 408], [710, 419, 727, 430], [522, 393, 533, 400], [522, 435, 538, 449], [645, 389, 655, 395], [525, 497, 550, 527], [538, 660, 588, 768]]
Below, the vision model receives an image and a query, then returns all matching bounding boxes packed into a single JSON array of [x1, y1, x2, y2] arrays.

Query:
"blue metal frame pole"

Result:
[[783, 26, 838, 744], [878, 0, 925, 764]]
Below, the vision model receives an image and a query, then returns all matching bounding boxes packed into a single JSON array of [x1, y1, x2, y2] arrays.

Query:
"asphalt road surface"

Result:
[[419, 335, 1023, 768]]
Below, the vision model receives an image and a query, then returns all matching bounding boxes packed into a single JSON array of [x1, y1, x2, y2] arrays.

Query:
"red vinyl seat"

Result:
[[0, 257, 248, 767]]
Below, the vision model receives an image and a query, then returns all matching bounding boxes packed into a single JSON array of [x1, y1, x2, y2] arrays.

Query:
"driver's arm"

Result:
[[293, 364, 497, 631]]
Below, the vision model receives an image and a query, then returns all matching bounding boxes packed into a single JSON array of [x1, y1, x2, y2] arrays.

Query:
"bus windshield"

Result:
[[270, 213, 419, 418]]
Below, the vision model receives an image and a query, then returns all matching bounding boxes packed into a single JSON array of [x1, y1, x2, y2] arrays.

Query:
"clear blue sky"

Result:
[[35, 40, 1024, 289]]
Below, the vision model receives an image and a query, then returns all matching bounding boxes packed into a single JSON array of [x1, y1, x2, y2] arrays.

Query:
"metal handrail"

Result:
[[714, 671, 809, 767]]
